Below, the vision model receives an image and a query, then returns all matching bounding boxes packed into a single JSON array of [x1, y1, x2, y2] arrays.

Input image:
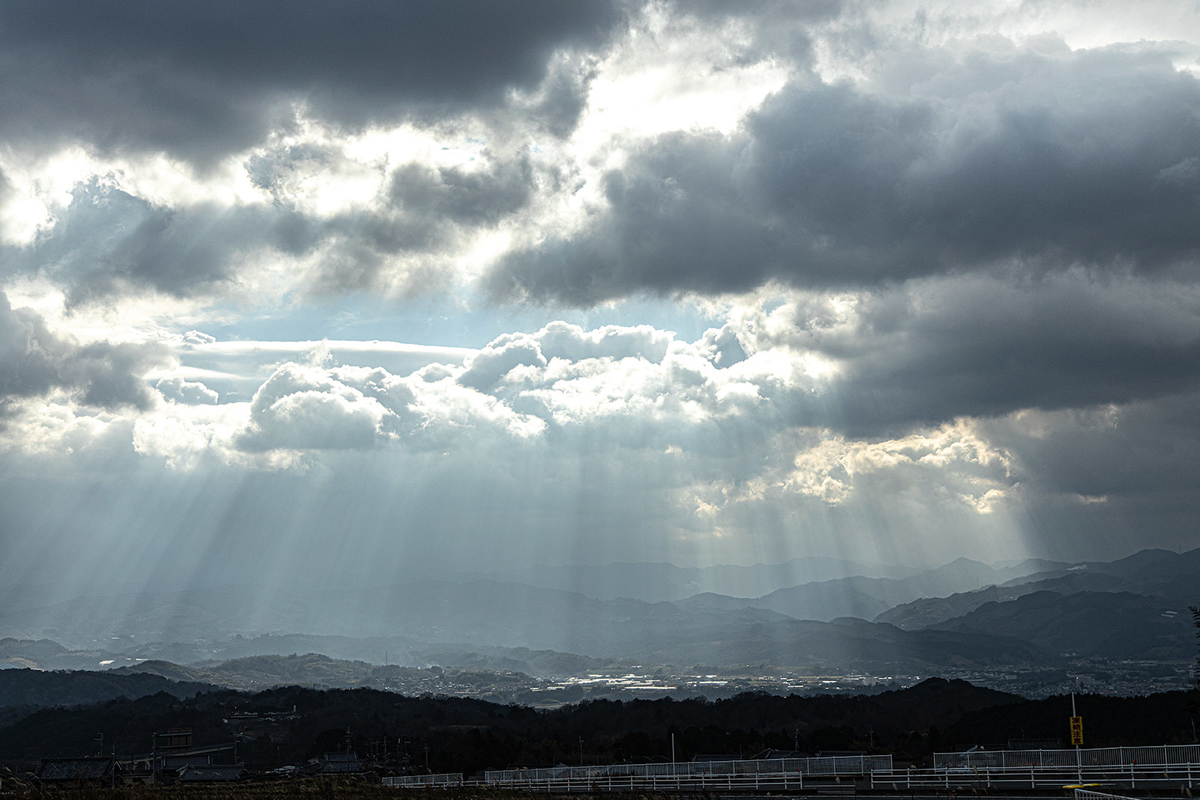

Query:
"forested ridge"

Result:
[[1, 678, 1197, 776]]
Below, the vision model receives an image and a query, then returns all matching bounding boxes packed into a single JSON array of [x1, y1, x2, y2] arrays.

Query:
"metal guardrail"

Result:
[[935, 744, 1200, 770], [484, 753, 890, 785]]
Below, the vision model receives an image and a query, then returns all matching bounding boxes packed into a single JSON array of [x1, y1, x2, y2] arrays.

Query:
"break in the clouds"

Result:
[[1, 0, 1200, 598]]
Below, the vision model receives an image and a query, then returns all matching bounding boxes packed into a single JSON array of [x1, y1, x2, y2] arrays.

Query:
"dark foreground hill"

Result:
[[946, 690, 1200, 748], [0, 677, 1019, 773], [0, 668, 217, 728], [7, 677, 1197, 778]]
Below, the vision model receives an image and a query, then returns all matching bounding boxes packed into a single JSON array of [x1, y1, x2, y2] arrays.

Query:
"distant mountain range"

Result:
[[877, 549, 1200, 657], [678, 557, 1059, 621], [491, 556, 927, 602], [0, 547, 1194, 677]]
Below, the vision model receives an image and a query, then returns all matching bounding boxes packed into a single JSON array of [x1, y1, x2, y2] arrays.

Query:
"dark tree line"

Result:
[[1191, 605, 1200, 688], [2, 678, 1199, 777]]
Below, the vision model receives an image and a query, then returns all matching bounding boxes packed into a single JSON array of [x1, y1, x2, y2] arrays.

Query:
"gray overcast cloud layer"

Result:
[[491, 46, 1200, 301], [1, 0, 1200, 587], [0, 0, 623, 164]]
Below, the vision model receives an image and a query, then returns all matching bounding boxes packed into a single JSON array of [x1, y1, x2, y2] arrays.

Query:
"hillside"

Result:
[[876, 573, 1124, 629], [0, 667, 218, 731], [0, 678, 1022, 772], [930, 590, 1195, 660], [679, 557, 1056, 623], [1, 677, 1194, 778], [113, 654, 542, 699], [0, 581, 1052, 671]]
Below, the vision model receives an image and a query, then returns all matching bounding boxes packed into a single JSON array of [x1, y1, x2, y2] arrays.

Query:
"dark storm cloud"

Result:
[[0, 291, 166, 411], [984, 392, 1200, 503], [795, 275, 1200, 435], [974, 389, 1200, 558], [0, 0, 624, 164], [489, 46, 1200, 305]]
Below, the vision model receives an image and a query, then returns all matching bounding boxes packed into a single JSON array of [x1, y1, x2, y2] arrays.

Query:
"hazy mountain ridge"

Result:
[[1, 582, 1052, 672], [1, 548, 1193, 679], [497, 557, 926, 602], [110, 654, 541, 697], [887, 550, 1200, 665], [876, 573, 1126, 629], [677, 557, 1053, 623], [692, 616, 1051, 670], [0, 634, 632, 678]]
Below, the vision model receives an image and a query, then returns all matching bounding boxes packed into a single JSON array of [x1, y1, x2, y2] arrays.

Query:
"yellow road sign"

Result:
[[1070, 716, 1083, 746]]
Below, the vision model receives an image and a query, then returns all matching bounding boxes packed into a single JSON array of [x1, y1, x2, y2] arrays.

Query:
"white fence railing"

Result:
[[870, 762, 1200, 791], [1074, 789, 1137, 800], [936, 744, 1200, 770], [383, 773, 463, 787], [484, 753, 890, 785], [384, 755, 1200, 793]]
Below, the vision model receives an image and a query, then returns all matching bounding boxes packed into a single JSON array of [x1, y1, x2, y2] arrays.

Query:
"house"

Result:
[[306, 752, 367, 775], [119, 728, 239, 779]]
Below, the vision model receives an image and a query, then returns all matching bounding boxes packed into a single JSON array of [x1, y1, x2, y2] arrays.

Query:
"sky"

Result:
[[2, 0, 1200, 602]]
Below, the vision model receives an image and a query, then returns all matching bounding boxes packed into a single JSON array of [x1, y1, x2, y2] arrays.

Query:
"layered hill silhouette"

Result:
[[1, 547, 1194, 678], [879, 548, 1200, 630]]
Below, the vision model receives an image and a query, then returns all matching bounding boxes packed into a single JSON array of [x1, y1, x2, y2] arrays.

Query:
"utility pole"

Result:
[[579, 736, 584, 766], [1071, 692, 1082, 784]]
